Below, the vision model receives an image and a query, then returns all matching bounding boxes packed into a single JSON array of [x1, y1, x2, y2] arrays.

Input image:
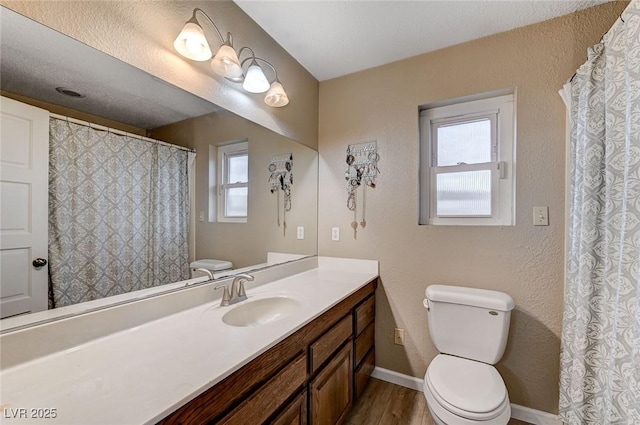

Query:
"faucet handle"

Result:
[[213, 283, 231, 306], [232, 273, 254, 300], [234, 273, 255, 282]]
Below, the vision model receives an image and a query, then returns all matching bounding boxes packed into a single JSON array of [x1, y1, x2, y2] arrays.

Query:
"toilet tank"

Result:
[[425, 285, 515, 364]]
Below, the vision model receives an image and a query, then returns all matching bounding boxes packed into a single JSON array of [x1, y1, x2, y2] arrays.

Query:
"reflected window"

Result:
[[419, 93, 515, 226], [217, 141, 248, 223]]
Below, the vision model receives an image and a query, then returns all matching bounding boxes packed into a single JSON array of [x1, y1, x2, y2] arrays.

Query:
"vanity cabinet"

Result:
[[159, 279, 376, 425], [352, 295, 375, 399]]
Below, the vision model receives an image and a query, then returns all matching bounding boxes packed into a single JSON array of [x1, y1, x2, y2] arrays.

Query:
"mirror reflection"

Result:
[[0, 7, 318, 322]]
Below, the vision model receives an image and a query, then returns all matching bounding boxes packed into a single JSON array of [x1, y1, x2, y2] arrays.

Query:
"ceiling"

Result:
[[0, 7, 218, 130], [234, 0, 609, 81]]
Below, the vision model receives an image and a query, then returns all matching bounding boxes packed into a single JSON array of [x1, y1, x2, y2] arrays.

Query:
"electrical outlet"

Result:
[[394, 328, 405, 346], [331, 227, 340, 241], [297, 226, 304, 240], [533, 206, 549, 226], [198, 211, 204, 222]]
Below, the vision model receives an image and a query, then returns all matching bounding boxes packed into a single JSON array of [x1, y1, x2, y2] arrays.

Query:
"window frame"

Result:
[[419, 93, 515, 226], [216, 141, 249, 223]]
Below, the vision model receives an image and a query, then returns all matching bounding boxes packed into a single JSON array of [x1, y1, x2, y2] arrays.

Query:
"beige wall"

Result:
[[317, 2, 627, 414], [150, 111, 318, 269], [1, 1, 319, 149]]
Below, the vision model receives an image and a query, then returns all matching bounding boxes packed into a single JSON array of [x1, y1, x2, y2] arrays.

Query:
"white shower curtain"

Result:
[[559, 1, 640, 424], [48, 118, 191, 307]]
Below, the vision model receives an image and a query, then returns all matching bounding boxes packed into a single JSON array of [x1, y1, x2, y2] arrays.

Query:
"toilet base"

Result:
[[423, 383, 510, 425]]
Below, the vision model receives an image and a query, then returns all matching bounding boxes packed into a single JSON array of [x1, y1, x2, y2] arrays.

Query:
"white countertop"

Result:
[[0, 257, 378, 424]]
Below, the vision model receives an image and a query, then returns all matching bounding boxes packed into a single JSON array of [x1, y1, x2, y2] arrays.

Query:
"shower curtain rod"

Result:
[[569, 6, 630, 83], [50, 113, 196, 153]]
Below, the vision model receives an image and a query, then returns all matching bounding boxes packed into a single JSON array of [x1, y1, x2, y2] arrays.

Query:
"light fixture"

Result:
[[174, 8, 241, 78], [242, 59, 270, 93], [231, 53, 289, 107], [55, 87, 86, 98], [173, 17, 212, 61], [265, 81, 289, 107], [211, 42, 242, 79], [174, 8, 289, 107]]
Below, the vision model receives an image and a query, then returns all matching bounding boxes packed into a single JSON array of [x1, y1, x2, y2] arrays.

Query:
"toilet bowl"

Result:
[[423, 354, 510, 425], [422, 285, 515, 425]]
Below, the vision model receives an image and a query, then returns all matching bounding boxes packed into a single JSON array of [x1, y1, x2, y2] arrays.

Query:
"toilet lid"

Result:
[[427, 354, 507, 419]]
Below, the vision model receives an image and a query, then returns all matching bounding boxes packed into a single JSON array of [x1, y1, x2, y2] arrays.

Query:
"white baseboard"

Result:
[[371, 366, 424, 391], [371, 367, 563, 425], [510, 404, 563, 425]]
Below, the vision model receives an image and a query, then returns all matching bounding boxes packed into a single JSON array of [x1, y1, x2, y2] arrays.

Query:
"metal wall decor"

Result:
[[269, 153, 293, 236], [345, 141, 379, 239]]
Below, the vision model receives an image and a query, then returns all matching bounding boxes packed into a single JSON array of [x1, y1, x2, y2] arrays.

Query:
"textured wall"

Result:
[[317, 2, 627, 414], [150, 111, 318, 269], [0, 1, 319, 149]]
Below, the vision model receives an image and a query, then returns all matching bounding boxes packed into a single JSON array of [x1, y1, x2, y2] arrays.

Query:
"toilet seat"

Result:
[[425, 354, 509, 422]]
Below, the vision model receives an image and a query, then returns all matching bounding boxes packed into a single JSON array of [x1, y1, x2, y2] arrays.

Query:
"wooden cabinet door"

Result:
[[309, 343, 353, 425], [272, 390, 307, 425]]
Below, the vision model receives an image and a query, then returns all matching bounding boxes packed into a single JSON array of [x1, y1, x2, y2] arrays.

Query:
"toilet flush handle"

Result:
[[423, 298, 430, 311]]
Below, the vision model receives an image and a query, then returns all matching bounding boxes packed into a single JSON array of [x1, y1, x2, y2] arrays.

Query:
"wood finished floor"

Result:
[[345, 378, 530, 425]]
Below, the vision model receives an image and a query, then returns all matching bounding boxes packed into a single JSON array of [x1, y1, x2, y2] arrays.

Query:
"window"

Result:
[[217, 141, 248, 223], [419, 93, 515, 226]]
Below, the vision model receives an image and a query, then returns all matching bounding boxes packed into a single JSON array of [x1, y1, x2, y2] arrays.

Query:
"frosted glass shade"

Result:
[[211, 45, 243, 79], [174, 22, 212, 61], [264, 81, 289, 107], [242, 63, 270, 93]]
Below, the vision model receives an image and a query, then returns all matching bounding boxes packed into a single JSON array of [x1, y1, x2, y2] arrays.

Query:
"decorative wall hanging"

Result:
[[345, 141, 379, 239], [269, 153, 293, 236]]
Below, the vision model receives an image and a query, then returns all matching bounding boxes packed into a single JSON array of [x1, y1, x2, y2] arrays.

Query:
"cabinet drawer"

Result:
[[310, 315, 352, 373], [354, 296, 375, 336], [271, 390, 307, 425], [354, 349, 375, 400], [354, 323, 374, 367], [220, 354, 307, 425]]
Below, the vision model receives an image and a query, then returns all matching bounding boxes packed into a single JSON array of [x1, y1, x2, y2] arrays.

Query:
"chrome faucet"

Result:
[[193, 268, 213, 281], [214, 273, 254, 307]]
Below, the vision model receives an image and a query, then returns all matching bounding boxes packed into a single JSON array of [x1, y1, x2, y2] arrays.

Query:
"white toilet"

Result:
[[423, 285, 515, 425], [189, 259, 233, 278]]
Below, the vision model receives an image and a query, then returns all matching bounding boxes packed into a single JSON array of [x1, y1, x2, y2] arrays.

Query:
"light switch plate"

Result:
[[533, 206, 549, 226], [198, 211, 204, 222]]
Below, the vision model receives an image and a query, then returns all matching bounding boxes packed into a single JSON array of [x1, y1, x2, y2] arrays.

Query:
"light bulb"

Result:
[[174, 21, 212, 61], [264, 81, 289, 107], [242, 62, 270, 93]]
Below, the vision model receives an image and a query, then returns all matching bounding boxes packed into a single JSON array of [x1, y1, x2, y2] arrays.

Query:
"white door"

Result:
[[0, 96, 49, 318]]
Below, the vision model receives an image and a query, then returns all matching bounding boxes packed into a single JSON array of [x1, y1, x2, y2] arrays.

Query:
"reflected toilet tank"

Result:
[[190, 259, 233, 278]]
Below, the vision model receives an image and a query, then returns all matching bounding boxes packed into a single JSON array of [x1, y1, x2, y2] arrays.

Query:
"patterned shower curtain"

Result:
[[559, 2, 640, 424], [48, 118, 191, 308]]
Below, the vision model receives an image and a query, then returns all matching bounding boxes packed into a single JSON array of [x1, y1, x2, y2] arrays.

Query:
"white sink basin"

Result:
[[222, 296, 301, 327]]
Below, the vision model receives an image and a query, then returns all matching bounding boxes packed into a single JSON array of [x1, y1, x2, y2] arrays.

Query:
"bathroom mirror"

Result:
[[0, 7, 318, 326]]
